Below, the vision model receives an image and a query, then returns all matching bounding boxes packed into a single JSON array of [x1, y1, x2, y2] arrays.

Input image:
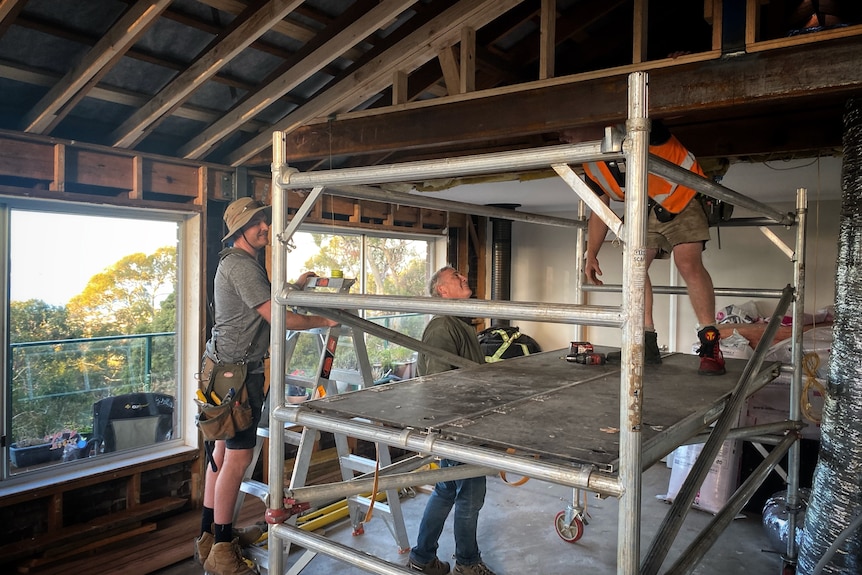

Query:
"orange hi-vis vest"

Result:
[[583, 134, 705, 214]]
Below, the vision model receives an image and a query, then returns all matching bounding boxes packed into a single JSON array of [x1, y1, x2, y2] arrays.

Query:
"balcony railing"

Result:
[[9, 332, 176, 454]]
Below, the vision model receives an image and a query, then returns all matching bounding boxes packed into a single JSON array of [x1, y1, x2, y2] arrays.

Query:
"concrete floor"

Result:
[[155, 462, 787, 575]]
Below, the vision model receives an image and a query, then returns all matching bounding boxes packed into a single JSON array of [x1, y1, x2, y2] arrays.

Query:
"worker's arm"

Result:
[[259, 270, 338, 329], [255, 299, 338, 329], [584, 193, 611, 286]]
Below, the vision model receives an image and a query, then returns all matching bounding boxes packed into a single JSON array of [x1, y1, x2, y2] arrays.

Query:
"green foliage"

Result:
[[304, 235, 427, 297], [151, 291, 177, 333], [66, 247, 177, 337], [298, 234, 429, 376], [9, 247, 178, 451], [9, 299, 79, 343]]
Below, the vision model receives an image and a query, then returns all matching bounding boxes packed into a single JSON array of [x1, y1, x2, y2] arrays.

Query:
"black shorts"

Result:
[[224, 371, 265, 450]]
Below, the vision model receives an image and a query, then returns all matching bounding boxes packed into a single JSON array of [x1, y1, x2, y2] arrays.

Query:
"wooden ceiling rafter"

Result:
[[0, 60, 267, 133], [223, 0, 526, 167], [0, 0, 26, 39], [109, 0, 305, 148], [0, 1, 860, 183], [22, 0, 172, 135], [177, 0, 417, 160], [9, 10, 303, 103], [270, 35, 862, 166]]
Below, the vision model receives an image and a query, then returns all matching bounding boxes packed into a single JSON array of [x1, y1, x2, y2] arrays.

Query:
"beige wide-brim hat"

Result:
[[222, 197, 271, 242]]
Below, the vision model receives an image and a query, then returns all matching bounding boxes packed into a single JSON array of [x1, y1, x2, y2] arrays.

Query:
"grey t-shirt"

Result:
[[206, 248, 271, 363]]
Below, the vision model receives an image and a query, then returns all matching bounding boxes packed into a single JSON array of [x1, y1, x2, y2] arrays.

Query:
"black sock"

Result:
[[201, 507, 215, 536], [214, 522, 233, 544]]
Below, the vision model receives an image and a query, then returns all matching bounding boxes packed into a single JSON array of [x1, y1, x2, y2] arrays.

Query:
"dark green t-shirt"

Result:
[[418, 315, 485, 375]]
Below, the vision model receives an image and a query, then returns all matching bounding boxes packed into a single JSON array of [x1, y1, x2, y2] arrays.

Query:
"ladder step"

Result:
[[240, 479, 269, 501], [285, 374, 314, 387], [340, 454, 380, 473], [328, 368, 365, 385], [349, 495, 392, 515], [255, 423, 305, 445]]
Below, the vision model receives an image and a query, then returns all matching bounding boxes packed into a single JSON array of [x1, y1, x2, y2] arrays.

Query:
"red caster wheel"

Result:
[[554, 510, 584, 543]]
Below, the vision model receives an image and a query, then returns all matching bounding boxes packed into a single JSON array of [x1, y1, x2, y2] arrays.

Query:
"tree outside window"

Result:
[[6, 209, 179, 474], [283, 231, 433, 385]]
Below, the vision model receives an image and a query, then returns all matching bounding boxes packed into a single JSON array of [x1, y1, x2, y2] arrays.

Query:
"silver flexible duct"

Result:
[[762, 488, 809, 553], [797, 97, 862, 574], [489, 204, 519, 327]]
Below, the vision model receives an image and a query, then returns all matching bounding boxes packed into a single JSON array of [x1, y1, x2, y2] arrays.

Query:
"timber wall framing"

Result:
[[0, 129, 476, 569], [0, 129, 452, 237]]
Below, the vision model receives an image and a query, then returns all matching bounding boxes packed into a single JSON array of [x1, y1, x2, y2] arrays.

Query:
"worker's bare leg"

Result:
[[672, 241, 716, 328], [644, 248, 659, 330]]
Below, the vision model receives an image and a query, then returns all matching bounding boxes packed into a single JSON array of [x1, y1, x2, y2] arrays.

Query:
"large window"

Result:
[[282, 230, 436, 387], [2, 203, 189, 479]]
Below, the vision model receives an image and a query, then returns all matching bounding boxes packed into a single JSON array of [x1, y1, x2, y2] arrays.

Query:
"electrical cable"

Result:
[[801, 352, 826, 424]]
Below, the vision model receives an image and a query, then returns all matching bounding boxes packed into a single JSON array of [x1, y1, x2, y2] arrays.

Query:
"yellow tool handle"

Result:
[[196, 388, 221, 405]]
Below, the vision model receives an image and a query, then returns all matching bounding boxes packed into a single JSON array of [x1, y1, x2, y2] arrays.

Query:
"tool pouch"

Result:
[[651, 200, 678, 223], [698, 194, 734, 226], [195, 356, 253, 441]]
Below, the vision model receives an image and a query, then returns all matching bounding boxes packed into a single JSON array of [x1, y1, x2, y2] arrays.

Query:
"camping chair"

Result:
[[91, 392, 175, 453]]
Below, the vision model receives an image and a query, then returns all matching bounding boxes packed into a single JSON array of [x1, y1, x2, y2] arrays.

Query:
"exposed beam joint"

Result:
[[276, 38, 862, 162], [539, 0, 555, 79], [460, 26, 475, 93], [22, 0, 172, 134]]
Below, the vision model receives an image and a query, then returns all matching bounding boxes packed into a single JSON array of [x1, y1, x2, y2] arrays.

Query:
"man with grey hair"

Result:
[[408, 265, 494, 575]]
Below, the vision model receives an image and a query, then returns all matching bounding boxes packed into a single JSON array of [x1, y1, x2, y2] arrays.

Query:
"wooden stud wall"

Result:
[[0, 128, 474, 570], [0, 131, 455, 238]]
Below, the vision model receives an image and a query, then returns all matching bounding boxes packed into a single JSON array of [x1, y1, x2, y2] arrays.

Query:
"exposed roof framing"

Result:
[[0, 0, 860, 187]]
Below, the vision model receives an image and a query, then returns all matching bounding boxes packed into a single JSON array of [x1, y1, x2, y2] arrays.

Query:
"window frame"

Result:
[[281, 225, 444, 385], [0, 197, 202, 488], [289, 224, 440, 298]]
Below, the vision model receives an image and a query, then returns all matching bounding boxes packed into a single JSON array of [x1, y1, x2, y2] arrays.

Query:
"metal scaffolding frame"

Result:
[[262, 71, 809, 575]]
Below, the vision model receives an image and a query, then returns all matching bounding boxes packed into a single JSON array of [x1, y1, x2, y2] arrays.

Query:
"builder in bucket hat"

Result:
[[221, 196, 271, 243], [196, 196, 337, 575]]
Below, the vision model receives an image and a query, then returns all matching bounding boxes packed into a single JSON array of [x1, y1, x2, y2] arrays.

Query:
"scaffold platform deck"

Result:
[[298, 349, 775, 472]]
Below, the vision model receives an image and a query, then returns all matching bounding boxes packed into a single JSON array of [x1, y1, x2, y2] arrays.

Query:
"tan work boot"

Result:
[[234, 522, 265, 547], [196, 523, 264, 565], [194, 531, 214, 565], [203, 539, 258, 575]]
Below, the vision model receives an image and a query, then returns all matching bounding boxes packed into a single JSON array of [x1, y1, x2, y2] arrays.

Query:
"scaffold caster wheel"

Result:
[[352, 524, 365, 536], [554, 510, 584, 543]]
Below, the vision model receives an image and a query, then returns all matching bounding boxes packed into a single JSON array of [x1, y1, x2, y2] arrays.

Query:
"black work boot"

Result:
[[605, 331, 661, 364], [644, 330, 662, 364]]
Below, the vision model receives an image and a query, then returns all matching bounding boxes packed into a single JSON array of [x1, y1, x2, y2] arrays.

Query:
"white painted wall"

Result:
[[444, 155, 845, 354], [505, 198, 841, 356]]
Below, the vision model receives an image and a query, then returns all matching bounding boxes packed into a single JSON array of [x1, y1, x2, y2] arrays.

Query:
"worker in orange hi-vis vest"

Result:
[[565, 120, 725, 376]]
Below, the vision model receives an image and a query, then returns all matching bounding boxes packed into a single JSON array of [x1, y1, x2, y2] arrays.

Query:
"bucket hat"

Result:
[[222, 197, 271, 242]]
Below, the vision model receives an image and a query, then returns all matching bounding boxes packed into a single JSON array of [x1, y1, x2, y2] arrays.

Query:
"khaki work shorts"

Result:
[[647, 198, 711, 259]]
